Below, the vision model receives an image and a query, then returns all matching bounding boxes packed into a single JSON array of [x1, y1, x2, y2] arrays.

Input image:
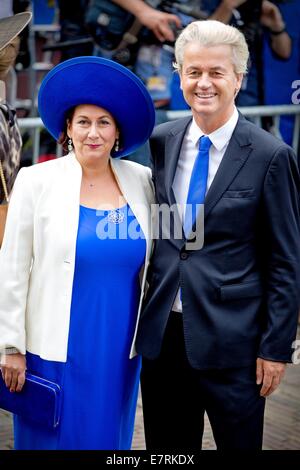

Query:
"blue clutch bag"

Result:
[[0, 372, 61, 428]]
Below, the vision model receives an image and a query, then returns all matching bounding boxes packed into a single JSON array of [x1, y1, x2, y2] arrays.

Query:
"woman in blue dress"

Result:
[[0, 56, 155, 449]]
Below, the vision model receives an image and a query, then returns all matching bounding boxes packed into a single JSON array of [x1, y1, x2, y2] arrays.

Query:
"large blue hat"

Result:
[[38, 56, 155, 158]]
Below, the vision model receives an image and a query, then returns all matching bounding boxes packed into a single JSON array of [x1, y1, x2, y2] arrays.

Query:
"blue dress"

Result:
[[14, 204, 146, 449]]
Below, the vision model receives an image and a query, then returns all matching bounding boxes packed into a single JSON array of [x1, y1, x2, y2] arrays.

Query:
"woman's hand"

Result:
[[0, 353, 26, 392]]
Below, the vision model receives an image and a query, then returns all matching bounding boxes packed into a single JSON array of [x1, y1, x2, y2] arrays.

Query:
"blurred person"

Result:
[[208, 0, 290, 56], [0, 4, 30, 100], [204, 0, 292, 105], [57, 0, 94, 60], [0, 56, 155, 449], [88, 1, 206, 108], [172, 1, 292, 110], [87, 0, 182, 108], [85, 0, 200, 168], [260, 0, 291, 59], [112, 0, 182, 43], [12, 1, 31, 69], [136, 20, 300, 450], [0, 12, 32, 245], [263, 0, 300, 149], [0, 0, 13, 18]]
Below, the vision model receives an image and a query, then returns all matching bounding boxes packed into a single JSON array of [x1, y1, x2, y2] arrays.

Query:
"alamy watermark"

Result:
[[291, 80, 300, 104], [95, 202, 205, 251]]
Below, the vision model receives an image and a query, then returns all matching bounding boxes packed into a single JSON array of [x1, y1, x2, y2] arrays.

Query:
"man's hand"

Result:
[[112, 0, 182, 42], [137, 8, 182, 42], [260, 0, 291, 59], [256, 358, 286, 397], [222, 0, 248, 8], [0, 353, 26, 392], [211, 0, 247, 24], [260, 0, 285, 32]]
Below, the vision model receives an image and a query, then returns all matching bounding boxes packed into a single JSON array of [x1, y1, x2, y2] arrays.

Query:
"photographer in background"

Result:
[[203, 0, 292, 106], [171, 0, 292, 109], [58, 0, 94, 60], [112, 0, 182, 43], [86, 1, 205, 108], [100, 0, 182, 109], [86, 1, 291, 109], [13, 0, 31, 69], [260, 0, 291, 59], [0, 12, 31, 246]]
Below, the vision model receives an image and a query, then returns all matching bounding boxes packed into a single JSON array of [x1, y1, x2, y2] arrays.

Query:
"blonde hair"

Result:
[[0, 37, 20, 80], [174, 20, 249, 74]]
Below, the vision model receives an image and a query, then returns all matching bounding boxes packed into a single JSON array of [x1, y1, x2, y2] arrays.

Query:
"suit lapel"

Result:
[[204, 115, 253, 219], [164, 117, 191, 206], [163, 117, 191, 248]]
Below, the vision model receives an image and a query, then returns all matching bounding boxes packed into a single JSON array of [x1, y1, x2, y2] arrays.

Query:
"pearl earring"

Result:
[[114, 138, 119, 152], [68, 138, 73, 152]]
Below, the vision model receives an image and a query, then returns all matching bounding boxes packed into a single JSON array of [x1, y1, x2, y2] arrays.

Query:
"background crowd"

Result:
[[0, 0, 299, 166], [0, 0, 300, 452]]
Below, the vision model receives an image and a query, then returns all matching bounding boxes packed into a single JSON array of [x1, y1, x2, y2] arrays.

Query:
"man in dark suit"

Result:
[[135, 19, 300, 450]]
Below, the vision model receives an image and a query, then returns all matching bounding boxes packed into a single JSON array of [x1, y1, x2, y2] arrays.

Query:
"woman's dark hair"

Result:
[[57, 106, 76, 151]]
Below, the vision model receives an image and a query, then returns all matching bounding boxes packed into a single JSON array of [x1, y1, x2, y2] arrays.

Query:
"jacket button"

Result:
[[180, 252, 188, 260]]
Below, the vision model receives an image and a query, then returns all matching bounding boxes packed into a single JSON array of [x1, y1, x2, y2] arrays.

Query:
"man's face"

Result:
[[179, 43, 243, 129]]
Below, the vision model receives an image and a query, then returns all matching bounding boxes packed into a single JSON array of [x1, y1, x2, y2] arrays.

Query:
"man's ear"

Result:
[[235, 73, 244, 94], [179, 71, 183, 90]]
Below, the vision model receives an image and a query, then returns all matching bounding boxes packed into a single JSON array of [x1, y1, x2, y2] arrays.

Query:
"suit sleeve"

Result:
[[0, 167, 34, 355], [258, 146, 300, 362]]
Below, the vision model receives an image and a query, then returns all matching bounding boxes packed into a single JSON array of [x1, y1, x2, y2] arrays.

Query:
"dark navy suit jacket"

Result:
[[136, 114, 300, 369]]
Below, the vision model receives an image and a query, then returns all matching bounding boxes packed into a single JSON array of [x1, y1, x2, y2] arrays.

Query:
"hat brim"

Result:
[[0, 12, 32, 52], [38, 56, 155, 158]]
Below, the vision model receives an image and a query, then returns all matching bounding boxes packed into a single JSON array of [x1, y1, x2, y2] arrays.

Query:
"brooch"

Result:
[[107, 209, 125, 224]]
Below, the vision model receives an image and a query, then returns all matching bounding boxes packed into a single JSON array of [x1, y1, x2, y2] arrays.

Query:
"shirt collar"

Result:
[[189, 107, 239, 151]]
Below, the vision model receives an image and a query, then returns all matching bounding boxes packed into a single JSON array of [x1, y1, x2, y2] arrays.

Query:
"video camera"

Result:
[[230, 0, 290, 46], [84, 0, 207, 67]]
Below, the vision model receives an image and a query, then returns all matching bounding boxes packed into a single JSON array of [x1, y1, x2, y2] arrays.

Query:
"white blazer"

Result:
[[0, 153, 154, 361]]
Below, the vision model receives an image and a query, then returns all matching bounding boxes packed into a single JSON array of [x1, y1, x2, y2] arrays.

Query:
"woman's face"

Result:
[[67, 104, 119, 164]]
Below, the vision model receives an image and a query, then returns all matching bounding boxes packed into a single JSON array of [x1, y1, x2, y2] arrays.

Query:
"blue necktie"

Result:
[[184, 135, 212, 237]]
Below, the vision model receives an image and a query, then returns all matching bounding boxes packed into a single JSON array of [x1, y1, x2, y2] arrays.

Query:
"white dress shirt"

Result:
[[172, 107, 239, 312]]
